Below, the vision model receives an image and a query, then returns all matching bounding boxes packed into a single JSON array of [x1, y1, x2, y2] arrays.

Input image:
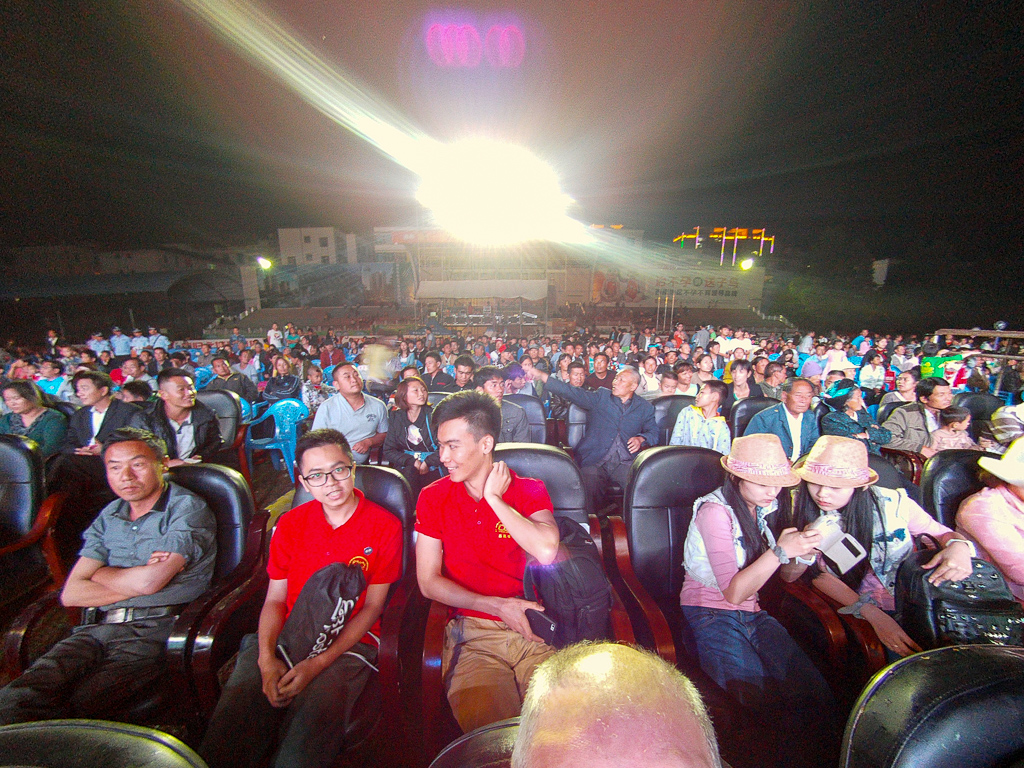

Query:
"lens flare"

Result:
[[173, 0, 588, 247], [415, 137, 589, 247]]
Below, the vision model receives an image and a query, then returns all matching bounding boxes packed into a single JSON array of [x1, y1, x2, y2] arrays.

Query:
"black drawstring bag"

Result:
[[895, 534, 1024, 650], [277, 562, 368, 665], [523, 516, 612, 648]]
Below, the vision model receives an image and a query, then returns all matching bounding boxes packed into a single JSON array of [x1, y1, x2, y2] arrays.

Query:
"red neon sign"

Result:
[[426, 23, 525, 68]]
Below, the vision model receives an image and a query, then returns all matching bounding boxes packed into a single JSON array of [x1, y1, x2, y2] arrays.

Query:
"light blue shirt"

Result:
[[310, 392, 388, 464], [109, 334, 132, 356]]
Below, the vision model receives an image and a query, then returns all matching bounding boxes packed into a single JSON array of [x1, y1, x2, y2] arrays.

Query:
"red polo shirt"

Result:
[[267, 489, 403, 644], [415, 470, 553, 621]]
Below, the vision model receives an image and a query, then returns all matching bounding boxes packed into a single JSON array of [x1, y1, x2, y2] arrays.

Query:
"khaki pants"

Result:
[[442, 616, 554, 733]]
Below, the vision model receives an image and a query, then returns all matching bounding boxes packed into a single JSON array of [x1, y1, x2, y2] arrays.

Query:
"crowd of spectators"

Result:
[[4, 315, 1024, 767]]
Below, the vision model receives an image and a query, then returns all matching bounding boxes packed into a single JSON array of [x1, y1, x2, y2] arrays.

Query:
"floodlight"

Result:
[[740, 258, 755, 270], [415, 137, 590, 247]]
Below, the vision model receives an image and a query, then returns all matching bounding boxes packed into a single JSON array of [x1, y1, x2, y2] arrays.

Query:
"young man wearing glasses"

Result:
[[201, 429, 402, 768]]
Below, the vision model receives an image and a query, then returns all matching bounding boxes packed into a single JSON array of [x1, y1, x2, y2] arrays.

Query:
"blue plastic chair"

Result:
[[193, 366, 215, 390], [239, 398, 253, 423], [322, 364, 336, 382], [244, 399, 309, 482]]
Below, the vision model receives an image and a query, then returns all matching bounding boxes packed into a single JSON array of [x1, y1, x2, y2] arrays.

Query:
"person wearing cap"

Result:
[[819, 379, 891, 455], [147, 327, 170, 351], [129, 328, 148, 354], [679, 433, 836, 767], [955, 439, 1024, 603], [86, 332, 112, 356], [108, 327, 132, 358], [787, 436, 975, 658]]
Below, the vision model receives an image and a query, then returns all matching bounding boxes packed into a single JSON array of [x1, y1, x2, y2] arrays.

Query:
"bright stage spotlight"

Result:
[[256, 257, 273, 269], [414, 137, 590, 247], [740, 257, 755, 270]]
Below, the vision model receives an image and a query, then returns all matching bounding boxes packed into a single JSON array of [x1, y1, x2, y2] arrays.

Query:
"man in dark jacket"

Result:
[[529, 366, 658, 515], [421, 351, 456, 392], [206, 357, 258, 403], [142, 368, 223, 465], [50, 370, 148, 558]]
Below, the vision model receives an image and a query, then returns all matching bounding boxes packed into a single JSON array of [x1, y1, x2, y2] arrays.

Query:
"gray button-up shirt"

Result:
[[79, 482, 217, 609]]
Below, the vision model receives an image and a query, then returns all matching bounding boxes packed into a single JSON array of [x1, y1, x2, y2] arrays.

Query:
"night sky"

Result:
[[2, 0, 1021, 262]]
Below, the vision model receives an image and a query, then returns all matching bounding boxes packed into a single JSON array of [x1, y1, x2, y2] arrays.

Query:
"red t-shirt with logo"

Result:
[[267, 489, 403, 644], [414, 470, 553, 621]]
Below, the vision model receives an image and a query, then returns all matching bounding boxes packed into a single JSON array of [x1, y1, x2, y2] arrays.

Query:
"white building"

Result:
[[277, 227, 357, 266]]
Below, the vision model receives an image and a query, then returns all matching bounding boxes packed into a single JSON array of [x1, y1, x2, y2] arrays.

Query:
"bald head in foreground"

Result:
[[511, 643, 722, 768]]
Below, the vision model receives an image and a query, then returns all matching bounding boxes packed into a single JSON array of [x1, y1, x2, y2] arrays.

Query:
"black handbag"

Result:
[[895, 534, 1024, 650]]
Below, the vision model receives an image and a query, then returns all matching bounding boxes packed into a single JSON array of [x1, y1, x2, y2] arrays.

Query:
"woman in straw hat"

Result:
[[955, 438, 1024, 604], [787, 435, 974, 657], [680, 433, 837, 766]]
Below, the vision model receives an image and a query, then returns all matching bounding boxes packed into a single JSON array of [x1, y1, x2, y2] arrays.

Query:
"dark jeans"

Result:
[[200, 634, 377, 768], [681, 606, 839, 768], [0, 617, 173, 725], [581, 458, 631, 517]]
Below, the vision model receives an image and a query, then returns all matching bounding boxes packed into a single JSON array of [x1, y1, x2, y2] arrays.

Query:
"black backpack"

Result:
[[523, 516, 612, 648], [895, 535, 1024, 650], [278, 562, 367, 663]]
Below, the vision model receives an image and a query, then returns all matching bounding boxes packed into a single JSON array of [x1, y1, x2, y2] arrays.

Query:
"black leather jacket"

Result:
[[142, 399, 222, 461]]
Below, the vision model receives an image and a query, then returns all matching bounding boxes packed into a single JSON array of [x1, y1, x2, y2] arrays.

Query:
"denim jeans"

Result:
[[681, 606, 838, 767]]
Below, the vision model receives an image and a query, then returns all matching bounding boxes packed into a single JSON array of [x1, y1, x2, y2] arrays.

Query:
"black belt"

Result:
[[80, 604, 187, 626]]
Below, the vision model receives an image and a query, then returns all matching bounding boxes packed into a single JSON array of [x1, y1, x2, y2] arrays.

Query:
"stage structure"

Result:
[[374, 226, 768, 322]]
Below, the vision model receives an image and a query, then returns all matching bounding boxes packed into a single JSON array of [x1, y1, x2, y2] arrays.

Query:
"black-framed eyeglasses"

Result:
[[301, 465, 353, 486]]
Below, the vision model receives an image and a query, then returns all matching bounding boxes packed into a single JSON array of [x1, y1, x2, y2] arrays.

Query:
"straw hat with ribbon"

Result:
[[720, 434, 800, 487], [793, 435, 878, 488], [979, 438, 1024, 487]]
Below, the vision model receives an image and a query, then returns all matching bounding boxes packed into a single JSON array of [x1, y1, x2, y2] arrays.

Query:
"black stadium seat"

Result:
[[651, 394, 694, 445], [919, 448, 999, 527], [504, 394, 547, 444], [876, 400, 911, 428], [728, 396, 779, 438], [0, 720, 209, 768], [953, 392, 1005, 442], [842, 645, 1024, 768], [203, 464, 415, 759]]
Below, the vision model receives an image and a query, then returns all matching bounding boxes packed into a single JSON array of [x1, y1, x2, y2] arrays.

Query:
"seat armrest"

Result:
[[0, 492, 67, 586], [3, 591, 74, 680], [771, 580, 849, 674], [880, 448, 925, 485], [186, 569, 271, 724], [588, 515, 635, 645], [604, 515, 676, 664], [378, 567, 424, 742], [421, 599, 451, 759], [812, 585, 887, 681]]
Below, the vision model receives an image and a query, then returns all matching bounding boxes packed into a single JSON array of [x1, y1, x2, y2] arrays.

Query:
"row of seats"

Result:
[[1, 424, 1017, 767], [0, 440, 636, 767]]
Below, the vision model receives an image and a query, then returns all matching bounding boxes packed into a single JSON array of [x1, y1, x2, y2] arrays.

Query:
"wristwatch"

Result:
[[772, 545, 791, 565]]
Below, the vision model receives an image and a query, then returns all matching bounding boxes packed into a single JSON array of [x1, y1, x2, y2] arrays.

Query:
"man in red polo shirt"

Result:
[[200, 429, 402, 768], [416, 390, 561, 733]]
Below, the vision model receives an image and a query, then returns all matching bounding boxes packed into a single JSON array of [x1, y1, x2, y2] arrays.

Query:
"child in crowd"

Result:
[[929, 406, 980, 451], [669, 380, 731, 453]]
